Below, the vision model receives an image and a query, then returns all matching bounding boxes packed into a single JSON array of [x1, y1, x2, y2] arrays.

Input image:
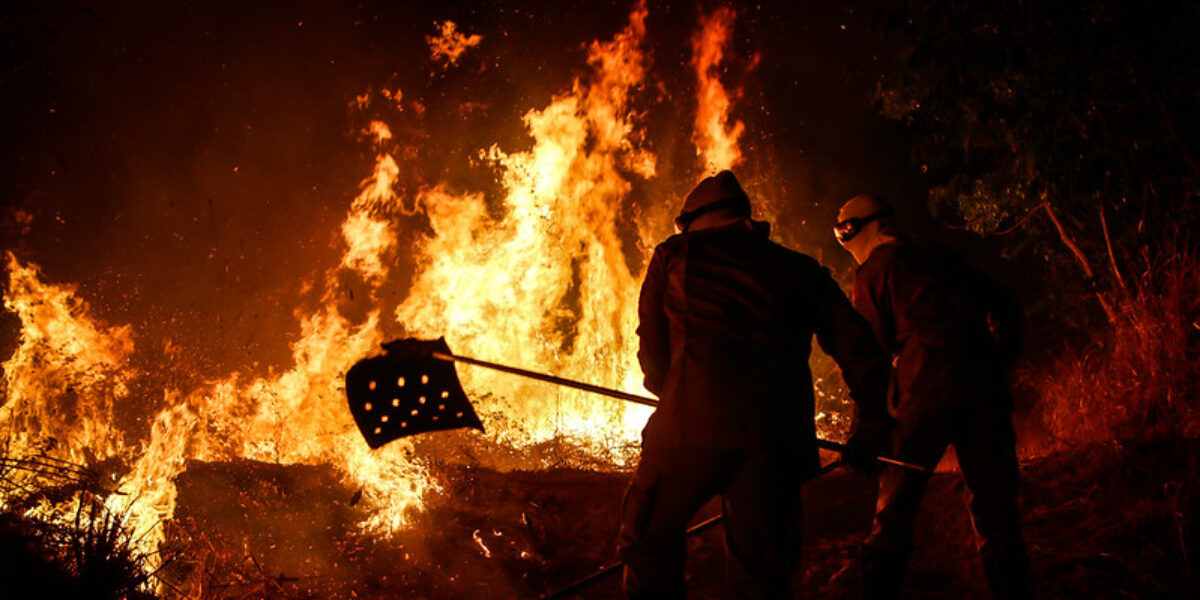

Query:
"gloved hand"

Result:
[[844, 417, 894, 474]]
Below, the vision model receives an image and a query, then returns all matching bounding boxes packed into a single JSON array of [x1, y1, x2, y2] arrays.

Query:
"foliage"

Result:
[[875, 0, 1200, 312]]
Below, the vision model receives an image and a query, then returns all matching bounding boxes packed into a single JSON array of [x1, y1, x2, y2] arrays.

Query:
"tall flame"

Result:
[[692, 6, 745, 173], [396, 2, 654, 459], [1, 256, 133, 483], [0, 111, 431, 567]]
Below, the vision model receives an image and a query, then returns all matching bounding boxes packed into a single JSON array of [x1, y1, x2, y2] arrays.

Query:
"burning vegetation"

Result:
[[1, 1, 1197, 599]]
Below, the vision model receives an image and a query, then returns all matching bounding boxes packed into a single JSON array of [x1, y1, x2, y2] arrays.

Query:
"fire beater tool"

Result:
[[345, 338, 926, 599], [345, 337, 924, 472]]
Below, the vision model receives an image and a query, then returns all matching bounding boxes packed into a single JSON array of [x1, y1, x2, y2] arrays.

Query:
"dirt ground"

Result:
[[162, 439, 1197, 599]]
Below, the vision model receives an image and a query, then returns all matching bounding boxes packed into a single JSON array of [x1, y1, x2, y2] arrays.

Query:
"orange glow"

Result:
[[0, 122, 431, 568], [397, 2, 654, 459], [1, 255, 132, 478], [691, 6, 745, 174]]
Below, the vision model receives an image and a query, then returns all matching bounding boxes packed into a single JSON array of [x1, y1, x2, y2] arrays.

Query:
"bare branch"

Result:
[[1100, 204, 1129, 294]]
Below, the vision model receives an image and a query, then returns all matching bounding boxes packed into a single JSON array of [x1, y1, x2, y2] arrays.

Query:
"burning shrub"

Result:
[[0, 491, 160, 600], [1035, 241, 1200, 445], [1, 441, 163, 599]]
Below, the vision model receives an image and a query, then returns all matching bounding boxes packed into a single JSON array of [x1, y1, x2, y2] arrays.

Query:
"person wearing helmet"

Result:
[[834, 194, 1030, 600], [618, 171, 894, 599]]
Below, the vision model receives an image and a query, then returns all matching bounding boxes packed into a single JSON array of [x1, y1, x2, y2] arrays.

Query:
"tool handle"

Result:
[[431, 351, 659, 407], [815, 439, 926, 472], [432, 351, 926, 472]]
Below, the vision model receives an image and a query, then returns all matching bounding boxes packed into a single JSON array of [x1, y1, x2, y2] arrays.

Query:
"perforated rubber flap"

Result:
[[345, 338, 484, 449]]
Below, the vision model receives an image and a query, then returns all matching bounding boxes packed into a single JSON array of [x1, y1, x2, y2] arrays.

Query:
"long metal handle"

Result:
[[430, 351, 926, 473], [431, 351, 658, 407]]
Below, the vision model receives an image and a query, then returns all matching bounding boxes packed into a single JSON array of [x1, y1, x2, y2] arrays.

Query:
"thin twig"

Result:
[[1100, 204, 1129, 294]]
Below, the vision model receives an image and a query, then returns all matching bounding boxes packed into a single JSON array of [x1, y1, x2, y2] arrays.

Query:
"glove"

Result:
[[844, 417, 894, 474]]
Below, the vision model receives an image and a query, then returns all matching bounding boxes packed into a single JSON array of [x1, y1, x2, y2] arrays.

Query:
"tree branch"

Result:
[[1041, 197, 1117, 322]]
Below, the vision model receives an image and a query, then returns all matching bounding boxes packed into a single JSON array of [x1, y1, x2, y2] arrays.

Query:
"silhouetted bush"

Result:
[[0, 459, 159, 600]]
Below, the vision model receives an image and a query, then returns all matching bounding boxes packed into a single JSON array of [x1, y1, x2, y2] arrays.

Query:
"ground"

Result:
[[150, 438, 1197, 599]]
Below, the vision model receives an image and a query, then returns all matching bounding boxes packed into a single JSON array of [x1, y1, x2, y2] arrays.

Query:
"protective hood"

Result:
[[676, 170, 752, 230]]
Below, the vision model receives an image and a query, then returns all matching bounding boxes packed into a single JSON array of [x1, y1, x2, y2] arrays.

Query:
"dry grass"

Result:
[[1019, 439, 1198, 598], [1035, 241, 1200, 445], [1016, 239, 1198, 597]]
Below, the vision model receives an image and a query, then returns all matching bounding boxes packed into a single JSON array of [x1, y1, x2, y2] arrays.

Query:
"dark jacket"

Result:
[[636, 219, 890, 474], [852, 240, 1021, 423]]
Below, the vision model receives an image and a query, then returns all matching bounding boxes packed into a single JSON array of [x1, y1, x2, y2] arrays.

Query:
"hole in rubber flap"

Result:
[[368, 380, 377, 391]]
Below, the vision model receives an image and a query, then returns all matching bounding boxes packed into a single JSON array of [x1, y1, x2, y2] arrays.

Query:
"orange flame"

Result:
[[1, 255, 133, 478], [0, 117, 431, 565], [691, 6, 745, 174], [427, 20, 483, 67], [396, 2, 654, 460]]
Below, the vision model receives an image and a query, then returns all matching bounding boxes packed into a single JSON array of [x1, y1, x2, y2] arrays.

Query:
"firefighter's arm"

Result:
[[812, 265, 894, 471], [636, 246, 670, 397], [812, 266, 891, 424]]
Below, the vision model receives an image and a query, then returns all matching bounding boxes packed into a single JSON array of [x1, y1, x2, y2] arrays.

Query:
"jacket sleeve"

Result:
[[812, 266, 892, 423], [852, 261, 892, 352], [636, 246, 670, 397]]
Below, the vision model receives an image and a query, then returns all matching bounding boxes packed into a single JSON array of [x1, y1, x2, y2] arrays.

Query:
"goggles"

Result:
[[834, 208, 893, 243]]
